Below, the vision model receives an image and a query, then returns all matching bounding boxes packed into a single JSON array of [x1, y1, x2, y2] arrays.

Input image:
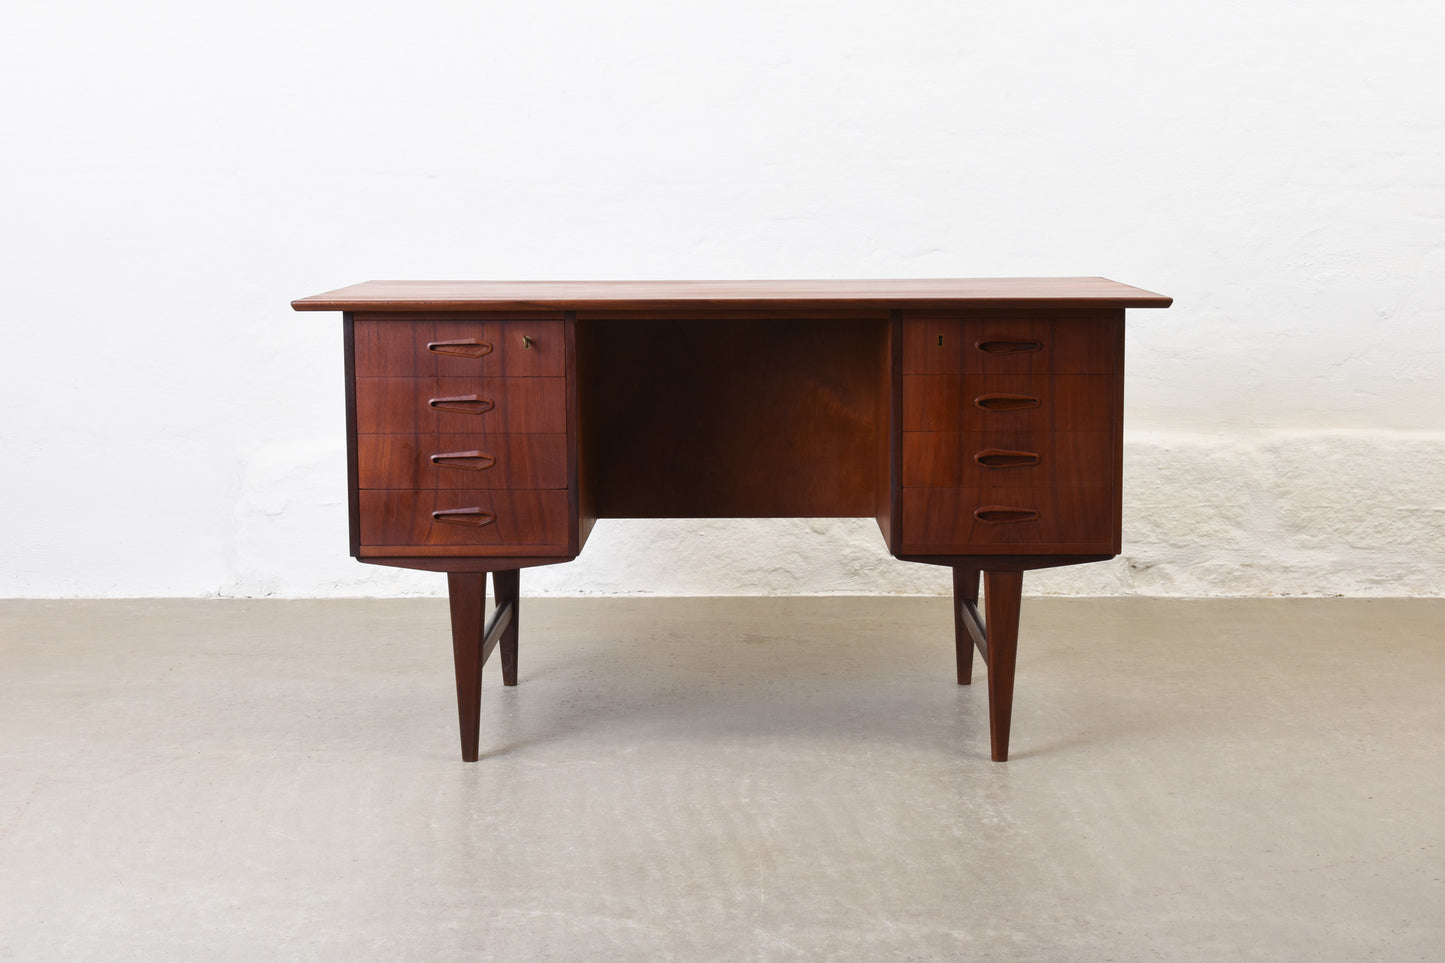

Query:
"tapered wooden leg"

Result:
[[983, 570, 1023, 762], [953, 567, 980, 684], [494, 569, 520, 686], [447, 572, 487, 762]]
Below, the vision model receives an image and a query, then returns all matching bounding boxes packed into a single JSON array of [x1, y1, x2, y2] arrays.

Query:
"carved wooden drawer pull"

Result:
[[974, 393, 1040, 411], [427, 395, 496, 415], [976, 339, 1042, 355], [430, 450, 497, 471], [974, 506, 1040, 524], [427, 338, 493, 358], [974, 449, 1041, 469], [432, 508, 497, 527]]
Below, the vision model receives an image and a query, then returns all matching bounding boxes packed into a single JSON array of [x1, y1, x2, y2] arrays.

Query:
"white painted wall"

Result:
[[2, 1, 1441, 598]]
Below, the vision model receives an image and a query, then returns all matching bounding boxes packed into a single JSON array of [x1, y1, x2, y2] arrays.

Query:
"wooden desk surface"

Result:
[[292, 278, 1172, 314]]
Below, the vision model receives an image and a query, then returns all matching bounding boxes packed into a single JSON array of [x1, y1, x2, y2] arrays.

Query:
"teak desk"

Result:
[[293, 279, 1172, 761]]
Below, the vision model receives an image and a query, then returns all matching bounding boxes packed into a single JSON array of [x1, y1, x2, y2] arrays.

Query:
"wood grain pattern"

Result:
[[902, 374, 1114, 433], [900, 487, 1116, 554], [577, 317, 881, 518], [355, 377, 567, 434], [353, 319, 565, 377], [357, 433, 568, 490], [358, 490, 570, 551], [902, 431, 1112, 489], [565, 314, 593, 557], [902, 312, 1120, 375], [293, 278, 1173, 314]]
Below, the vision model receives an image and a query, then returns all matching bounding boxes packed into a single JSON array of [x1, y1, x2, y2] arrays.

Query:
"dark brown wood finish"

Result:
[[903, 431, 1112, 489], [952, 567, 980, 685], [1111, 310, 1128, 544], [355, 377, 568, 434], [446, 570, 516, 761], [358, 490, 571, 552], [494, 569, 520, 687], [300, 279, 1171, 762], [294, 278, 1173, 314], [342, 313, 361, 557], [577, 317, 882, 518], [881, 313, 903, 553], [357, 433, 568, 490], [902, 374, 1115, 433], [353, 317, 566, 378], [447, 572, 486, 762], [900, 487, 1116, 554], [983, 570, 1023, 762], [902, 310, 1119, 375], [896, 553, 1115, 572], [360, 555, 576, 573], [566, 314, 595, 554]]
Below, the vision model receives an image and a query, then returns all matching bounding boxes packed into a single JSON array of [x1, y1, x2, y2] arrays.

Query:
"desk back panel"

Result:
[[577, 317, 885, 518]]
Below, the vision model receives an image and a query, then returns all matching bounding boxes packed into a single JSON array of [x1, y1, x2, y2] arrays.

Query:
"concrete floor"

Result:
[[0, 597, 1441, 961]]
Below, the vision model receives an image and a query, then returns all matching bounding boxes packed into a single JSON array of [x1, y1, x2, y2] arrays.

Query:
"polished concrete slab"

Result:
[[0, 597, 1441, 961]]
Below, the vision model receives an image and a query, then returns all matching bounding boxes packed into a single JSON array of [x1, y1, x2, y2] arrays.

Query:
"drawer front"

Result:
[[355, 377, 568, 434], [902, 315, 1118, 375], [354, 319, 565, 378], [900, 487, 1116, 554], [902, 431, 1112, 490], [358, 490, 571, 551], [903, 374, 1113, 433], [358, 433, 569, 490]]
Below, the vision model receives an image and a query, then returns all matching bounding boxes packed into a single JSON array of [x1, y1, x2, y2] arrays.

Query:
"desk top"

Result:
[[292, 278, 1172, 314]]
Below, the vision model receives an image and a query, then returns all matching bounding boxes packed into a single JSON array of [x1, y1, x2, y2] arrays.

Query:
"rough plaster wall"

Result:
[[2, 1, 1442, 598]]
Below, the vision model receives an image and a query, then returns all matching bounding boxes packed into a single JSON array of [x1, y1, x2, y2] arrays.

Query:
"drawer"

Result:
[[355, 377, 568, 434], [357, 433, 569, 490], [903, 374, 1114, 433], [353, 319, 565, 378], [902, 315, 1118, 375], [358, 490, 571, 551], [902, 431, 1113, 489], [900, 487, 1116, 553]]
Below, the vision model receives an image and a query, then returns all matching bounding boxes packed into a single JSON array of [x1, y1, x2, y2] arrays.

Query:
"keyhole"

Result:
[[938, 334, 944, 346]]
